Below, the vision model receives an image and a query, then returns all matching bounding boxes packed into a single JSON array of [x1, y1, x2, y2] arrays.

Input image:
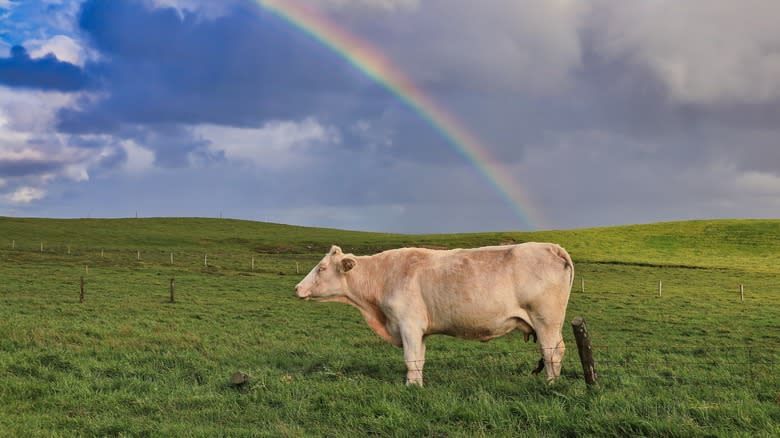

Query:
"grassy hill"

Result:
[[0, 217, 778, 436], [2, 216, 779, 270]]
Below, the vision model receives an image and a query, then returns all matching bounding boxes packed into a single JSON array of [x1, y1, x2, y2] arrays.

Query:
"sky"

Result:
[[1, 0, 779, 233]]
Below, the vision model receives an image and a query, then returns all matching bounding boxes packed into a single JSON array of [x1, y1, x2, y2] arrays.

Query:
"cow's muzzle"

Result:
[[295, 285, 310, 299]]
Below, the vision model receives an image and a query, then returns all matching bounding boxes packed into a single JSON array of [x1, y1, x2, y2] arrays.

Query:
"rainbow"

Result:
[[254, 0, 543, 229]]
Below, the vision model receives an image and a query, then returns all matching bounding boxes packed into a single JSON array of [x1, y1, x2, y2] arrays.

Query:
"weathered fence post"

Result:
[[296, 262, 300, 274], [79, 276, 85, 303], [571, 316, 597, 385], [251, 256, 254, 271], [85, 264, 88, 274], [204, 253, 208, 267], [581, 277, 585, 293], [740, 284, 744, 302], [170, 278, 175, 303], [171, 252, 174, 264], [137, 250, 141, 261], [101, 249, 104, 258], [658, 280, 663, 297]]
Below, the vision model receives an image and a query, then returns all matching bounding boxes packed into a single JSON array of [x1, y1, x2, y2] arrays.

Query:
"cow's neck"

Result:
[[344, 255, 382, 303], [341, 255, 395, 344]]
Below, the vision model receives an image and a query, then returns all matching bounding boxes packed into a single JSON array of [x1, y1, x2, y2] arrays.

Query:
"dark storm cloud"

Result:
[[56, 0, 388, 134], [0, 156, 64, 177], [125, 125, 223, 168], [0, 45, 89, 91]]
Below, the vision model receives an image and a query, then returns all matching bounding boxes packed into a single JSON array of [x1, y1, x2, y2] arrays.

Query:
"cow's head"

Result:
[[295, 245, 357, 300]]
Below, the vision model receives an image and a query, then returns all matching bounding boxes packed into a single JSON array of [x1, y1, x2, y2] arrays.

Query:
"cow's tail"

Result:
[[556, 245, 574, 292]]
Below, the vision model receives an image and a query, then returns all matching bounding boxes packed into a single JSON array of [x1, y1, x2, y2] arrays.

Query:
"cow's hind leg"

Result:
[[534, 323, 566, 381], [401, 328, 426, 386]]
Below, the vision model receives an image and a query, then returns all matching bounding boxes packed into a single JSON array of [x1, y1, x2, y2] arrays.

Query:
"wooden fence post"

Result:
[[79, 276, 85, 303], [581, 277, 585, 293], [296, 262, 300, 274], [170, 278, 175, 303], [101, 249, 104, 258], [251, 256, 254, 271], [171, 252, 174, 264], [740, 284, 744, 302], [658, 280, 663, 297], [204, 253, 208, 267], [571, 316, 597, 385], [137, 250, 141, 261]]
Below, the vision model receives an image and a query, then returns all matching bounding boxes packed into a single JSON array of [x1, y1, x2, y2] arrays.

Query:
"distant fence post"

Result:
[[171, 252, 174, 264], [41, 242, 43, 253], [101, 249, 104, 258], [170, 278, 175, 303], [79, 276, 85, 303], [571, 316, 597, 385], [204, 253, 208, 267], [137, 250, 141, 261], [296, 262, 300, 274], [581, 277, 585, 293], [740, 284, 744, 302], [251, 256, 254, 271], [658, 280, 663, 297]]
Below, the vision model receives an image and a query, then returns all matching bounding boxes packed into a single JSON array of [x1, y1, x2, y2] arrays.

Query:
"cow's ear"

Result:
[[340, 256, 356, 273], [330, 245, 343, 255]]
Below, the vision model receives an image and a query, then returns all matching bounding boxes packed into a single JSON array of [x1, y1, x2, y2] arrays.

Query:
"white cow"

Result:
[[295, 243, 573, 385]]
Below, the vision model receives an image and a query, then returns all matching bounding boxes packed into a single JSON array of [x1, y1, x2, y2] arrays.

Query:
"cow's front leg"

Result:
[[401, 328, 426, 386]]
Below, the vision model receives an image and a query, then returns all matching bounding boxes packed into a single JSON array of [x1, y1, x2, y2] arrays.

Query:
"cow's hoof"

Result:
[[405, 379, 424, 387]]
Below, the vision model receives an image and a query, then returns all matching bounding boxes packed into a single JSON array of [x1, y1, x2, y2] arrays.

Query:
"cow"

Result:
[[294, 243, 573, 386]]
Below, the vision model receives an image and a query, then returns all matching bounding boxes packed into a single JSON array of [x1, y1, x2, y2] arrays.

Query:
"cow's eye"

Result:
[[318, 266, 326, 272]]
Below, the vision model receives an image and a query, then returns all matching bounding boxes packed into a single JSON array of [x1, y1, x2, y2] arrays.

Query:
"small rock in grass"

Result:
[[231, 371, 251, 386]]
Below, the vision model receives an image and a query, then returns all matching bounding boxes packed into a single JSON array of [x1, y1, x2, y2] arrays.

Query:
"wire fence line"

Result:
[[3, 244, 776, 296], [1, 243, 316, 275]]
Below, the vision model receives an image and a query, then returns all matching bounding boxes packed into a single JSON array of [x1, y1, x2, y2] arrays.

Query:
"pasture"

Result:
[[0, 217, 778, 436]]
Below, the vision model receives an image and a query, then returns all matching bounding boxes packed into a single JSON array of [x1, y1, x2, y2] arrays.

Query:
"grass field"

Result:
[[0, 217, 778, 436]]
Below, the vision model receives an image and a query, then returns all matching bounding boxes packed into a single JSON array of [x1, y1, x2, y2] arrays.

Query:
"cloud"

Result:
[[0, 45, 89, 91], [4, 186, 46, 204], [0, 149, 66, 177], [26, 34, 92, 67], [142, 0, 239, 18], [592, 0, 780, 105], [736, 171, 780, 196], [1, 0, 84, 46], [307, 0, 420, 12], [338, 0, 587, 94], [200, 117, 341, 169], [0, 86, 126, 211]]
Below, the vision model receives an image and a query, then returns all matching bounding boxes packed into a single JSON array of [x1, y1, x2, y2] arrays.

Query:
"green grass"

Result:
[[0, 217, 778, 436]]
